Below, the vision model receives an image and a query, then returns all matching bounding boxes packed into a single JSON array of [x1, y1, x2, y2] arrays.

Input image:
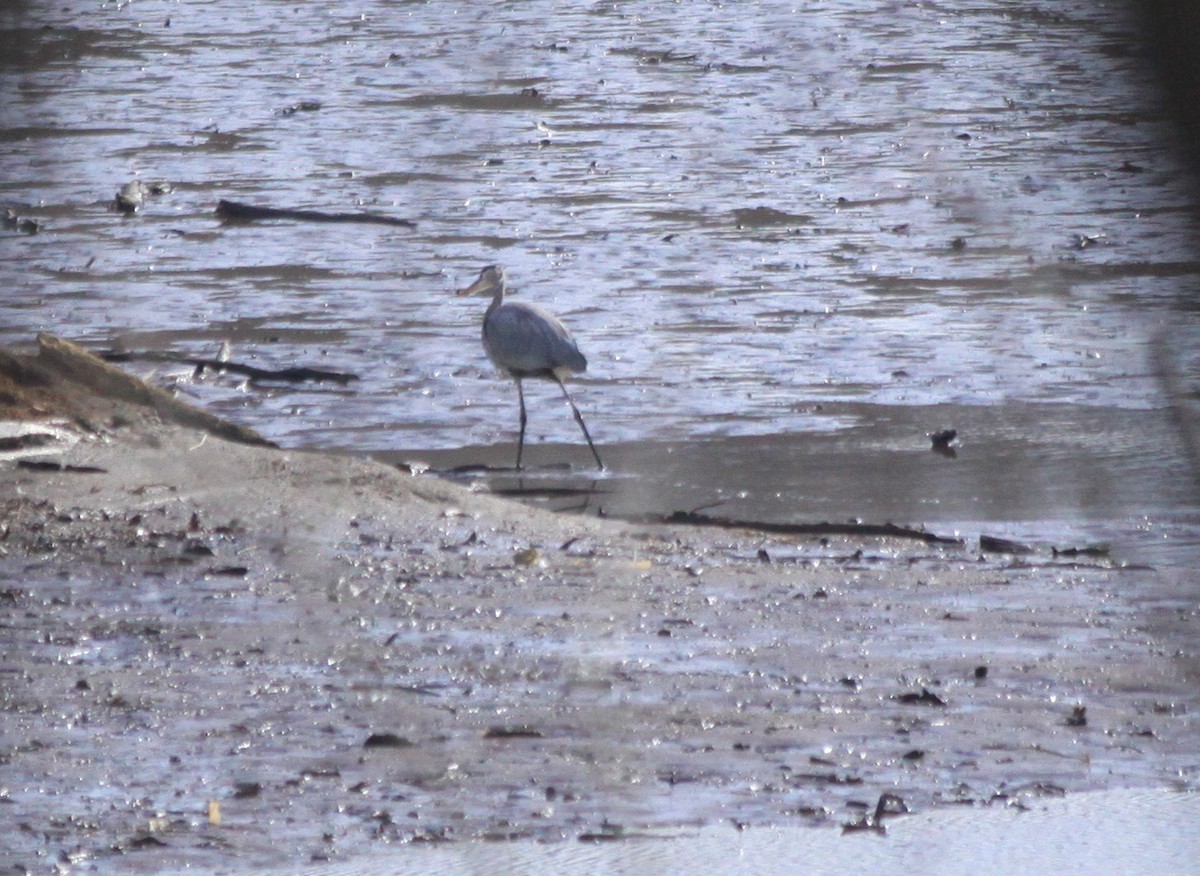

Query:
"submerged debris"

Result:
[[893, 687, 947, 707], [215, 198, 417, 228], [842, 793, 909, 834], [979, 534, 1033, 554], [113, 180, 172, 214]]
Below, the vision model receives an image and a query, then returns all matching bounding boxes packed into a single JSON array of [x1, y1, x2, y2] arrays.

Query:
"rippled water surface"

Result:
[[3, 0, 1199, 555]]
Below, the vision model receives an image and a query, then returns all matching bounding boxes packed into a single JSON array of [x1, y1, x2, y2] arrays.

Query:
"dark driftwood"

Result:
[[659, 510, 963, 545], [102, 350, 358, 385], [216, 198, 417, 228]]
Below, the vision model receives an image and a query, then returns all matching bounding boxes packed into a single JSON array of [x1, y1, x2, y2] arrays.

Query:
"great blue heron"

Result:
[[457, 265, 604, 471]]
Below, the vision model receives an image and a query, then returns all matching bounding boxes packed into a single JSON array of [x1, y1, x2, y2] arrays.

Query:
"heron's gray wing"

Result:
[[483, 301, 587, 376]]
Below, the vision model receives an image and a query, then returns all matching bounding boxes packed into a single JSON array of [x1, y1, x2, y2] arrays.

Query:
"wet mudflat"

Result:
[[13, 406, 1196, 871], [1, 357, 1197, 873]]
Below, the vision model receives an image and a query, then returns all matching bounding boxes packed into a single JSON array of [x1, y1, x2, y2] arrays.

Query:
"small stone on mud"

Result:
[[894, 687, 946, 707], [363, 733, 414, 749]]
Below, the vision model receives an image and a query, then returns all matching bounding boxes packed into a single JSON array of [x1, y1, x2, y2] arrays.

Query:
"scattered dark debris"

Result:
[[929, 427, 958, 458], [16, 459, 107, 474], [1071, 232, 1106, 250], [1117, 160, 1145, 173], [363, 733, 414, 749], [1, 208, 40, 233], [929, 428, 957, 448], [842, 793, 909, 834], [974, 665, 989, 680], [215, 198, 417, 228], [1052, 543, 1110, 558], [125, 833, 169, 850], [183, 539, 214, 557], [1066, 705, 1088, 727], [208, 565, 249, 577], [732, 205, 812, 228], [0, 432, 58, 451], [901, 749, 926, 762], [792, 771, 864, 786], [233, 781, 262, 799], [113, 180, 172, 214], [301, 766, 341, 780], [980, 534, 1033, 554], [577, 820, 627, 842], [277, 100, 322, 116], [893, 687, 946, 707], [483, 726, 544, 740], [657, 510, 963, 545], [949, 236, 968, 251]]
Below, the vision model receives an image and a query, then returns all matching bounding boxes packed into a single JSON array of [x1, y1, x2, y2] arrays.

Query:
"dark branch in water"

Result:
[[657, 510, 963, 545], [102, 350, 359, 385], [215, 198, 417, 228]]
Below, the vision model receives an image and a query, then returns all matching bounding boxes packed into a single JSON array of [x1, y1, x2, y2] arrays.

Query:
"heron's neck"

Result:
[[485, 282, 506, 316]]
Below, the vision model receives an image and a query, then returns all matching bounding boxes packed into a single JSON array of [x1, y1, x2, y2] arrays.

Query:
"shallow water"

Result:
[[2, 1, 1199, 554]]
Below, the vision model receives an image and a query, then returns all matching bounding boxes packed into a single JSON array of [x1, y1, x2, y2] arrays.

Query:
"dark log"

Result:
[[102, 350, 359, 385], [216, 198, 416, 228]]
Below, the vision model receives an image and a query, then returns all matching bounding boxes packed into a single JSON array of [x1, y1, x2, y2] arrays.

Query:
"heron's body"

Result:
[[483, 299, 586, 380], [458, 265, 603, 470]]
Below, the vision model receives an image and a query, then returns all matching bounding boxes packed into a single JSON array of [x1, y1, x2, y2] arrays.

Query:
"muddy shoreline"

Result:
[[0, 337, 1195, 873]]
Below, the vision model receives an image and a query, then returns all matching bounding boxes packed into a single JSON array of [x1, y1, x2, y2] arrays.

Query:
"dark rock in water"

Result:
[[115, 181, 147, 213], [929, 428, 958, 457], [929, 428, 957, 447], [114, 180, 172, 214], [278, 100, 323, 116]]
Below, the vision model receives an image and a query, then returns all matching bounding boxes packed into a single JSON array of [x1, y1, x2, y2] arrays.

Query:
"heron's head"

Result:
[[456, 264, 506, 297]]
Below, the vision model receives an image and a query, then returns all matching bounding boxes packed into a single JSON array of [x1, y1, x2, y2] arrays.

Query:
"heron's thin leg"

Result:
[[515, 377, 527, 470], [554, 377, 604, 471]]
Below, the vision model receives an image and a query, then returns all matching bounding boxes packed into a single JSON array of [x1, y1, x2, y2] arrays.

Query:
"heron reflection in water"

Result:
[[456, 265, 604, 471]]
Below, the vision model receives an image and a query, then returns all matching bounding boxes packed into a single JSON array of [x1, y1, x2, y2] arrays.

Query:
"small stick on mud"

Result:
[[216, 198, 417, 228], [102, 350, 359, 385]]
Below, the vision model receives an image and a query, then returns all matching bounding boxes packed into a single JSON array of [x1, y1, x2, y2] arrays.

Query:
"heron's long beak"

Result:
[[456, 274, 493, 297]]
